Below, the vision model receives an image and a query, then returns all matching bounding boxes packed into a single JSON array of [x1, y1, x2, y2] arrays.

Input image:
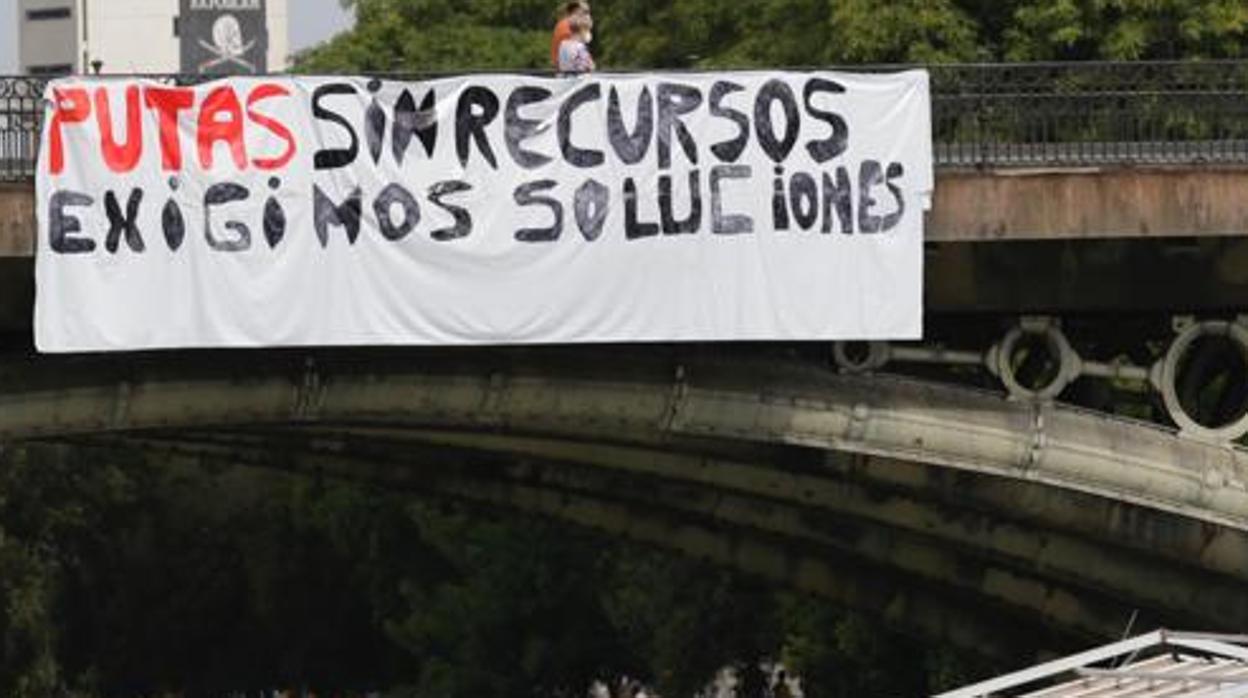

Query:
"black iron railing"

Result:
[[929, 61, 1248, 166], [0, 77, 43, 182], [3, 61, 1248, 181]]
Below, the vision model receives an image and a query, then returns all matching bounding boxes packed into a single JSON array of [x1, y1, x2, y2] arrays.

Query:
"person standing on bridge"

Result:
[[558, 13, 596, 73], [551, 1, 592, 69]]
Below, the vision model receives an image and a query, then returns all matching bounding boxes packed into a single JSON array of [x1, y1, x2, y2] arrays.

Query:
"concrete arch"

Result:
[[4, 351, 1247, 530]]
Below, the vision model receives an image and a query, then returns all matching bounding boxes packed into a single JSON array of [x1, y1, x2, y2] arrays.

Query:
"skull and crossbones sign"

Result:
[[197, 14, 258, 73]]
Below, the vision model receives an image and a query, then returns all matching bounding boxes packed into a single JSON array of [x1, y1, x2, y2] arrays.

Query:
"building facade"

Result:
[[17, 0, 288, 75]]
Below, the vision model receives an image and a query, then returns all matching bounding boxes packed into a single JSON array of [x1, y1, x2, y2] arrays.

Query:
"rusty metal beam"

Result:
[[0, 183, 33, 257], [928, 167, 1248, 242]]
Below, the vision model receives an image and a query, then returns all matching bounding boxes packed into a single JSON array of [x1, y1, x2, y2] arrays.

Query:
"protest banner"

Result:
[[36, 71, 931, 351]]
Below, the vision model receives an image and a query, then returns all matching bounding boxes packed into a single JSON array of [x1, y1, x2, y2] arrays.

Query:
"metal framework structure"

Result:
[[835, 316, 1248, 445], [938, 630, 1248, 697], [2, 60, 1248, 180]]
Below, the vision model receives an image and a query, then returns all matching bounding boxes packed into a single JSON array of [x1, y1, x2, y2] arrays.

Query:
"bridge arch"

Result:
[[4, 350, 1247, 528], [13, 349, 1248, 656]]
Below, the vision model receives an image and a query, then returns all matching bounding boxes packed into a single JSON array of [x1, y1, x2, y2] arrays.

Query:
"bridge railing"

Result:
[[3, 60, 1248, 181], [930, 61, 1248, 167], [0, 77, 42, 182]]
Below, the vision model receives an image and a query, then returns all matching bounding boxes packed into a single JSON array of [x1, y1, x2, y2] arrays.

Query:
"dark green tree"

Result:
[[0, 442, 987, 696], [297, 0, 556, 73], [298, 0, 1247, 72], [384, 506, 630, 697], [1004, 0, 1247, 60]]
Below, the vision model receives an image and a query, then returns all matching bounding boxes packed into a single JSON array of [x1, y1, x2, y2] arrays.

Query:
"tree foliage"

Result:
[[0, 444, 986, 696], [297, 0, 556, 73], [1005, 0, 1248, 60], [296, 0, 1246, 73]]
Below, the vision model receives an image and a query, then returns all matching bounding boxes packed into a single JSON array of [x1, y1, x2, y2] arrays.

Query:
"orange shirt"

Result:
[[551, 18, 573, 68]]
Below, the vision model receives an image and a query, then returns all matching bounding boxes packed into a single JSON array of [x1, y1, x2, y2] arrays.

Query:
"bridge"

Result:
[[4, 62, 1248, 669]]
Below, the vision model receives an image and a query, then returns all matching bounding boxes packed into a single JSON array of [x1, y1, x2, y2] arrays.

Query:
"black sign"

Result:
[[179, 0, 268, 75]]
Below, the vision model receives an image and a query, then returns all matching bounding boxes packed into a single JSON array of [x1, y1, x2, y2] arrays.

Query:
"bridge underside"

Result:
[[4, 347, 1247, 661]]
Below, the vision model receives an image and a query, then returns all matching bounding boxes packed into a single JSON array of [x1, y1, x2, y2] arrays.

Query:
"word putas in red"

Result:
[[47, 83, 296, 175]]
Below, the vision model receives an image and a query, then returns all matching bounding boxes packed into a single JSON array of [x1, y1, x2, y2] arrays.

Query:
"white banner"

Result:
[[35, 71, 931, 352]]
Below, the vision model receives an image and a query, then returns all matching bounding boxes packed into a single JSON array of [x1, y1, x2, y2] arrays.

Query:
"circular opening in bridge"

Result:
[[1006, 332, 1064, 395], [833, 341, 887, 373], [1173, 334, 1248, 430], [842, 342, 872, 366]]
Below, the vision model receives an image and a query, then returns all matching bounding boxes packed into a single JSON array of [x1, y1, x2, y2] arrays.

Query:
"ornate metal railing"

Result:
[[3, 61, 1248, 181], [0, 77, 43, 182], [929, 61, 1248, 167]]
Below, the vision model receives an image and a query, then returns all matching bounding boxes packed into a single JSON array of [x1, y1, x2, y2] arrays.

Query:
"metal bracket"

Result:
[[1024, 404, 1047, 470], [846, 403, 871, 441], [989, 321, 1081, 402], [1156, 320, 1248, 444], [478, 371, 508, 425], [111, 381, 132, 430], [661, 364, 689, 432], [291, 357, 323, 421]]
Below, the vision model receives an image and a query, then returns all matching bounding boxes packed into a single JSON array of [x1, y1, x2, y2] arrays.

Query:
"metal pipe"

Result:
[[1081, 360, 1150, 382], [890, 346, 985, 366]]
